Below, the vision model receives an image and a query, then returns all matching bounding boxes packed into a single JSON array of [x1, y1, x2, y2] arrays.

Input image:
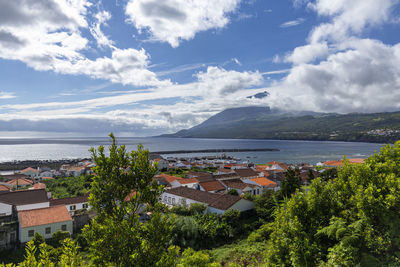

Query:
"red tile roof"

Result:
[[0, 184, 11, 191], [33, 183, 46, 189], [18, 205, 72, 228], [323, 158, 365, 167], [199, 180, 225, 192], [249, 177, 277, 188], [177, 178, 199, 184], [20, 167, 39, 174], [6, 178, 33, 186], [155, 173, 182, 183]]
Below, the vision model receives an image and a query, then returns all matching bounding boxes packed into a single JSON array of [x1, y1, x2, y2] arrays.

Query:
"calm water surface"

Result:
[[0, 137, 385, 164]]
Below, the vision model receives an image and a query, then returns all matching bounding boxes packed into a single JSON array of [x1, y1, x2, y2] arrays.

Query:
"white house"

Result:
[[0, 189, 50, 212], [18, 205, 73, 243], [160, 187, 254, 214], [50, 195, 89, 215], [243, 177, 279, 192], [170, 178, 199, 189], [220, 179, 261, 196], [153, 158, 169, 171]]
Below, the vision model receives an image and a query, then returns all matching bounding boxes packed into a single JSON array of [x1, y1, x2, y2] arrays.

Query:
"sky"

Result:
[[0, 0, 400, 137]]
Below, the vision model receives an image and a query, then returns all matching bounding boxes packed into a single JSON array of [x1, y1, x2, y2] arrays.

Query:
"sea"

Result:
[[0, 137, 385, 165]]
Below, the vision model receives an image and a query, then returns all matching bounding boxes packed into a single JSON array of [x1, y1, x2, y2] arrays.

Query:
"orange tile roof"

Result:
[[199, 180, 225, 192], [0, 184, 11, 191], [156, 173, 182, 183], [249, 177, 277, 188], [177, 178, 199, 184], [18, 205, 72, 228], [20, 167, 39, 174], [6, 178, 33, 186], [33, 183, 46, 189], [323, 158, 365, 167]]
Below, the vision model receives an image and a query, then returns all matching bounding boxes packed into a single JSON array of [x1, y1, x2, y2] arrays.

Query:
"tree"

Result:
[[253, 190, 278, 222], [280, 168, 302, 198], [227, 189, 239, 196], [82, 134, 178, 266], [264, 142, 400, 266]]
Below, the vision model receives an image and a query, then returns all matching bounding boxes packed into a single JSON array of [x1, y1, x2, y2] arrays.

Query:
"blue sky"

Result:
[[0, 0, 400, 137]]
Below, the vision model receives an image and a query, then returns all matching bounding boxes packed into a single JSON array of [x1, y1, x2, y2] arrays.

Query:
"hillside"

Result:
[[161, 107, 400, 143]]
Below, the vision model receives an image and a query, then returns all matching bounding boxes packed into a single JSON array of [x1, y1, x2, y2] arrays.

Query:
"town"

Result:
[[0, 154, 365, 250]]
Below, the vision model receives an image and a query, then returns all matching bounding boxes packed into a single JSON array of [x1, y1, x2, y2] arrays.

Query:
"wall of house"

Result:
[[19, 220, 73, 243], [160, 192, 202, 207], [65, 202, 89, 213], [16, 202, 49, 211], [229, 199, 254, 212], [0, 203, 12, 216], [206, 206, 225, 214]]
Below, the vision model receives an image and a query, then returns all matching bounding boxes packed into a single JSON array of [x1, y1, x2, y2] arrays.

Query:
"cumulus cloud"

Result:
[[271, 0, 400, 113], [0, 0, 168, 87], [125, 0, 241, 47]]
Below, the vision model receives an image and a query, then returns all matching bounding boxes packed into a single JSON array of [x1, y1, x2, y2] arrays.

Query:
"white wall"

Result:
[[65, 202, 89, 214], [0, 203, 12, 216], [19, 220, 73, 243], [16, 202, 49, 211], [160, 192, 203, 207]]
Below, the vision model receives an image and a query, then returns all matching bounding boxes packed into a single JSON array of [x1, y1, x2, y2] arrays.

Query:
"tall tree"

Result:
[[83, 134, 177, 266]]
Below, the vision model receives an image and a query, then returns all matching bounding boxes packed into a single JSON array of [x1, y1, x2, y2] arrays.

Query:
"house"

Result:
[[243, 177, 279, 192], [265, 161, 289, 172], [50, 195, 89, 215], [60, 165, 86, 177], [153, 174, 182, 188], [213, 173, 240, 181], [0, 189, 50, 212], [31, 183, 46, 190], [234, 168, 262, 180], [198, 180, 226, 193], [220, 179, 261, 196], [153, 158, 169, 171], [322, 158, 365, 167], [161, 187, 254, 214], [170, 178, 199, 189], [17, 205, 73, 243], [0, 184, 11, 192], [19, 167, 39, 178], [1, 173, 30, 182], [5, 178, 34, 189]]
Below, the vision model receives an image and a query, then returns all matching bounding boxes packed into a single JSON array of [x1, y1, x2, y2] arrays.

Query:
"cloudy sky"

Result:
[[1, 0, 400, 137]]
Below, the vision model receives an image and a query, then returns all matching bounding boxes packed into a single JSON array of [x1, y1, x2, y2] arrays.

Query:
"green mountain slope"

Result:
[[161, 107, 400, 143]]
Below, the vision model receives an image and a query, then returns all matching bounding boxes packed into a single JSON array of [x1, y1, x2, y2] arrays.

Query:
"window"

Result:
[[45, 227, 51, 234], [70, 205, 76, 211], [82, 203, 88, 209], [61, 224, 67, 231], [28, 230, 34, 237]]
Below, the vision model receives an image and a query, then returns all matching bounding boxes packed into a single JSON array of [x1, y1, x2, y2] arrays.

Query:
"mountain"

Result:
[[161, 107, 400, 143]]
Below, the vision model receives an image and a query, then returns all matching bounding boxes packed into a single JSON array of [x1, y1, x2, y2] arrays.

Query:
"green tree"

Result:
[[227, 189, 239, 196], [264, 142, 400, 266], [82, 133, 178, 266], [280, 168, 302, 198], [178, 248, 221, 267], [253, 190, 278, 222]]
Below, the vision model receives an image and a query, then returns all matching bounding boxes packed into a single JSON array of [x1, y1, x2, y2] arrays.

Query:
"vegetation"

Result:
[[43, 175, 91, 198], [166, 107, 400, 143], [6, 136, 400, 266]]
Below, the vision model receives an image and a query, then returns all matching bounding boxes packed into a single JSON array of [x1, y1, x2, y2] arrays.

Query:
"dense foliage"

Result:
[[264, 142, 400, 266], [43, 175, 91, 198]]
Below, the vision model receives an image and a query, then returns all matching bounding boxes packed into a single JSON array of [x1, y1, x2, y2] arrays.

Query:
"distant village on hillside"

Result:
[[0, 154, 365, 249]]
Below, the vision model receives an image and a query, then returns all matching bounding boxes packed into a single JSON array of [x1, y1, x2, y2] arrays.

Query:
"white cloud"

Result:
[[0, 0, 168, 87], [125, 0, 241, 47], [285, 42, 329, 64], [89, 10, 114, 48], [0, 91, 16, 99], [280, 18, 305, 28]]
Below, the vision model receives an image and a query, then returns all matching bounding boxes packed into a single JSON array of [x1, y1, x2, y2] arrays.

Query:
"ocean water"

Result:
[[0, 137, 385, 164]]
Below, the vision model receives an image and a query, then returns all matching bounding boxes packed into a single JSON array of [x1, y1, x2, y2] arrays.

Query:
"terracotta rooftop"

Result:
[[0, 184, 11, 192], [18, 205, 72, 228], [155, 173, 182, 183], [213, 173, 240, 180], [234, 168, 259, 178], [6, 178, 33, 186], [176, 178, 199, 184], [20, 167, 39, 174], [165, 187, 243, 211], [33, 183, 46, 189], [0, 189, 49, 206], [248, 177, 277, 188], [199, 180, 225, 192], [50, 195, 89, 206]]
